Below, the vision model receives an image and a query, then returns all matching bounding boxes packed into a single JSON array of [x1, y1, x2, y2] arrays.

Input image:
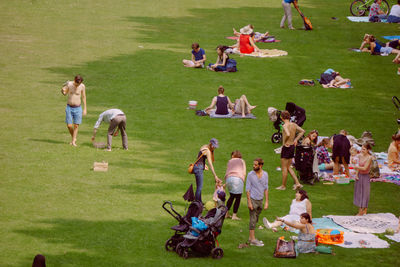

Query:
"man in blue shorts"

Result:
[[61, 75, 87, 146], [182, 43, 206, 68]]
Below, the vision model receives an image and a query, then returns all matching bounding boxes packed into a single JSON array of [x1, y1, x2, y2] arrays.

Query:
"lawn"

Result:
[[0, 0, 399, 266]]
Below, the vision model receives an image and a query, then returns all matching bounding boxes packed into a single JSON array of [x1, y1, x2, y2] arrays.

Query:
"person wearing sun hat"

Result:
[[239, 25, 259, 54], [191, 138, 222, 203]]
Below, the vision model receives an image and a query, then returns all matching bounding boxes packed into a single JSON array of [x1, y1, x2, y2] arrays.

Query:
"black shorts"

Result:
[[388, 40, 400, 49], [281, 145, 295, 159]]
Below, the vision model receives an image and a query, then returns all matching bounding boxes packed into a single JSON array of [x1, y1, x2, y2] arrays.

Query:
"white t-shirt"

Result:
[[389, 4, 400, 17]]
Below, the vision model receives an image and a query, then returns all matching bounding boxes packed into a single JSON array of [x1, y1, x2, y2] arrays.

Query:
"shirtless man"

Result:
[[61, 75, 87, 146], [276, 110, 305, 190]]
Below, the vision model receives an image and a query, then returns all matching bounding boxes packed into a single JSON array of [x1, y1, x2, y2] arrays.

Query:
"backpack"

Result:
[[225, 58, 237, 72]]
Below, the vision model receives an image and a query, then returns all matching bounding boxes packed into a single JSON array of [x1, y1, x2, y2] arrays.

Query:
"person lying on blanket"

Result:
[[319, 69, 351, 88], [360, 35, 400, 63], [388, 133, 400, 171], [204, 86, 256, 117], [361, 34, 400, 50]]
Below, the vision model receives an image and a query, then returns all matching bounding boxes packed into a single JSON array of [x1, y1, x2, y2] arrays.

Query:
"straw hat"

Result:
[[239, 25, 253, 35]]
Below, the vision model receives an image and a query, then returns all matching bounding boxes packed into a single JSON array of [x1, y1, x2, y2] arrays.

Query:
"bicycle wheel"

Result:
[[350, 0, 367, 16], [380, 0, 390, 15]]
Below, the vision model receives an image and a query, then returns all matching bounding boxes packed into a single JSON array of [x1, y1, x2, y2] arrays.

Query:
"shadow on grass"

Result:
[[16, 218, 181, 266], [30, 138, 66, 145]]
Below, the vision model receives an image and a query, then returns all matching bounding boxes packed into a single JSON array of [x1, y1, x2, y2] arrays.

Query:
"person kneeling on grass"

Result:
[[182, 43, 206, 68]]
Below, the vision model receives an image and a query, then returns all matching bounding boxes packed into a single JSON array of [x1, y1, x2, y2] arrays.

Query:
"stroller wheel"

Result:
[[271, 132, 282, 143], [211, 247, 224, 259], [165, 238, 175, 251], [176, 243, 184, 256], [182, 249, 189, 259]]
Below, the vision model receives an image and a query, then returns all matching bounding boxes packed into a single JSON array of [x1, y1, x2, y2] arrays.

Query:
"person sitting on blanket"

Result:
[[205, 85, 234, 116], [360, 35, 400, 63], [231, 25, 271, 45], [388, 133, 400, 171], [182, 43, 206, 68], [396, 216, 400, 233], [315, 138, 334, 171], [207, 45, 229, 71], [237, 25, 260, 54], [204, 86, 256, 117], [387, 0, 400, 23], [368, 0, 388, 21], [319, 69, 351, 88], [277, 213, 316, 255], [263, 190, 312, 232]]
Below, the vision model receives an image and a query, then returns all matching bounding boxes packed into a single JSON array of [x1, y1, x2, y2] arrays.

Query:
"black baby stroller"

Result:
[[175, 204, 228, 259], [294, 145, 319, 185], [268, 102, 306, 143], [163, 185, 204, 252]]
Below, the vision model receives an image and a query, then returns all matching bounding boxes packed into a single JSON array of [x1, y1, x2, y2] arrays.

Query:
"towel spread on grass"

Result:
[[325, 213, 399, 234], [287, 217, 389, 248], [338, 232, 390, 248], [225, 36, 280, 43], [232, 48, 288, 58], [386, 233, 400, 242], [313, 217, 350, 232], [210, 113, 256, 119], [383, 36, 400, 40], [347, 16, 370, 22], [347, 16, 387, 23]]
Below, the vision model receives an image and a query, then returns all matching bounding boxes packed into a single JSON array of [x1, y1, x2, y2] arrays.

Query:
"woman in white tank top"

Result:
[[262, 190, 312, 231]]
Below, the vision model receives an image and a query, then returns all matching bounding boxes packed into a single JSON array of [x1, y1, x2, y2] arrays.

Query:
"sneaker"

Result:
[[249, 239, 264, 247], [263, 217, 272, 229], [232, 214, 241, 220], [276, 185, 286, 190]]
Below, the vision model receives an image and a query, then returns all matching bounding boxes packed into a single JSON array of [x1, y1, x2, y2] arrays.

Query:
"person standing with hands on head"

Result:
[[192, 138, 222, 203], [276, 110, 305, 190], [246, 158, 269, 247], [61, 75, 87, 147], [91, 109, 128, 151], [182, 43, 206, 68]]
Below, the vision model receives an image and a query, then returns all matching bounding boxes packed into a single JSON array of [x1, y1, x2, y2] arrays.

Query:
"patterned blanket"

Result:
[[325, 213, 399, 234], [232, 48, 288, 58]]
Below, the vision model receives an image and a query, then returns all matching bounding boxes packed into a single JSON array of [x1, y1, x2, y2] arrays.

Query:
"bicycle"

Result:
[[350, 0, 390, 16]]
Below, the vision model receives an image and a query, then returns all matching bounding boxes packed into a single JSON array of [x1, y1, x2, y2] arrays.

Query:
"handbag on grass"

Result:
[[273, 238, 296, 258], [188, 151, 205, 174]]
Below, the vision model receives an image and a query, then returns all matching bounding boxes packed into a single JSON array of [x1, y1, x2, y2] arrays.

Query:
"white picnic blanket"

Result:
[[232, 48, 288, 58], [325, 213, 399, 234], [386, 233, 400, 242], [347, 16, 370, 22], [337, 232, 390, 248]]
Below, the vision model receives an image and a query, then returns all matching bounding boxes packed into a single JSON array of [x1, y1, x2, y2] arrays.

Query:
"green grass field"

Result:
[[1, 0, 400, 266]]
